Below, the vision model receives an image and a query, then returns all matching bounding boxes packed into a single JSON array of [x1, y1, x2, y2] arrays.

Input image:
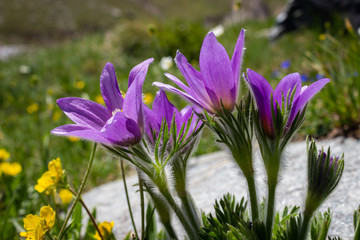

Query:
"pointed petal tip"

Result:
[[206, 31, 216, 39]]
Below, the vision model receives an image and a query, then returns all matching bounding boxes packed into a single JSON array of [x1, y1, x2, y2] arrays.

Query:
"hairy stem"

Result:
[[245, 174, 259, 222]]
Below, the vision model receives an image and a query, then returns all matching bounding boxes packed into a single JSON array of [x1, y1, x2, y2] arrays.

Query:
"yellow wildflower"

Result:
[[95, 94, 105, 105], [0, 162, 22, 176], [20, 206, 55, 240], [0, 149, 10, 161], [75, 81, 85, 90], [318, 34, 326, 41], [52, 111, 62, 122], [35, 158, 63, 194], [68, 136, 80, 142], [27, 103, 39, 114], [39, 206, 56, 230], [59, 189, 73, 205], [94, 221, 115, 240], [143, 93, 154, 105]]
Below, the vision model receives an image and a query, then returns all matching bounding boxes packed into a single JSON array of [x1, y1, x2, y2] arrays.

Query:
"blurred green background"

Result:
[[1, 0, 360, 238]]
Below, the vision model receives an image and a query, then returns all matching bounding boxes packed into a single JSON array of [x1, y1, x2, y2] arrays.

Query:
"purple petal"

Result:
[[143, 105, 160, 143], [57, 97, 111, 130], [128, 58, 154, 87], [100, 112, 142, 146], [164, 73, 191, 93], [273, 73, 301, 109], [51, 124, 112, 145], [199, 32, 235, 110], [231, 29, 245, 99], [123, 59, 153, 131], [174, 51, 212, 107], [152, 82, 208, 110], [288, 78, 330, 125], [100, 62, 124, 112], [152, 90, 177, 126], [245, 69, 274, 135]]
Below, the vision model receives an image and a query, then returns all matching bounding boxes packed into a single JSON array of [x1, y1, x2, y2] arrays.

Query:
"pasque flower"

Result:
[[51, 59, 153, 146], [143, 89, 201, 144], [306, 139, 344, 210], [153, 29, 245, 114], [245, 69, 330, 138]]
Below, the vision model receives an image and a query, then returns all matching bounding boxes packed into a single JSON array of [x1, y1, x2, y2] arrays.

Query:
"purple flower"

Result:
[[143, 89, 201, 144], [280, 60, 291, 69], [300, 74, 308, 82], [153, 29, 245, 114], [245, 69, 329, 137], [51, 59, 153, 146], [316, 73, 325, 79]]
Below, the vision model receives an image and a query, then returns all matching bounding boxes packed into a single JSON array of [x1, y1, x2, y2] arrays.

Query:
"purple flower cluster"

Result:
[[52, 28, 329, 148]]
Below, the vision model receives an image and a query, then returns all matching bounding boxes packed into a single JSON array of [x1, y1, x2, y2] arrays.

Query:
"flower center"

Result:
[[112, 108, 123, 116]]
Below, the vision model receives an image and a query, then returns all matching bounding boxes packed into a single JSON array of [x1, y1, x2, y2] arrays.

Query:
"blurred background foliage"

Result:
[[1, 0, 359, 238]]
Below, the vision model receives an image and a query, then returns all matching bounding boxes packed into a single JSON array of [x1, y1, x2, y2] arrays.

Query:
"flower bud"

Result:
[[305, 139, 344, 213]]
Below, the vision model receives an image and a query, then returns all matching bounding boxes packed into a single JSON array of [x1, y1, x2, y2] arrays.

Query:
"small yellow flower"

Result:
[[75, 81, 85, 90], [20, 206, 55, 240], [0, 149, 10, 161], [143, 93, 154, 105], [27, 103, 39, 114], [52, 111, 62, 122], [68, 136, 80, 142], [94, 221, 115, 240], [318, 34, 326, 41], [59, 189, 73, 205], [95, 94, 105, 105], [20, 214, 44, 240], [0, 162, 22, 176], [35, 158, 63, 194], [39, 205, 56, 230]]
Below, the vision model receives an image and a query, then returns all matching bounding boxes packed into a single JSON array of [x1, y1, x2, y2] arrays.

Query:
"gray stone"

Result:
[[83, 137, 360, 239]]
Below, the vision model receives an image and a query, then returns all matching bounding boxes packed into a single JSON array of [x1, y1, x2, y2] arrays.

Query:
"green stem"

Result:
[[143, 182, 178, 240], [299, 210, 313, 240], [179, 191, 201, 232], [161, 189, 199, 240], [266, 183, 276, 240], [355, 215, 360, 240], [57, 143, 97, 240], [138, 174, 145, 240], [121, 160, 139, 240], [245, 174, 259, 222], [68, 188, 103, 240]]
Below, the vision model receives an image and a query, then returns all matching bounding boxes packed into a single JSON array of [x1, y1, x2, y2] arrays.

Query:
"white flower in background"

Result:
[[160, 56, 173, 70], [19, 65, 31, 74], [210, 25, 224, 37]]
